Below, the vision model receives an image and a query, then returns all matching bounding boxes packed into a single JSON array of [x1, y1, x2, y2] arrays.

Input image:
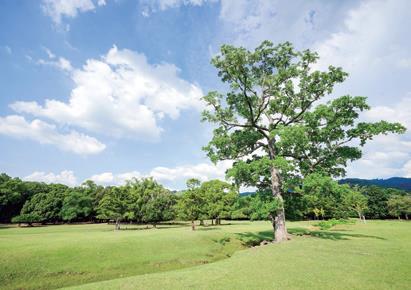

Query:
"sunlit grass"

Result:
[[1, 220, 410, 290]]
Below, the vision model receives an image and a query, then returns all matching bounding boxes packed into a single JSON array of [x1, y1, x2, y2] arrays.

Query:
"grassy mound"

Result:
[[1, 220, 410, 290]]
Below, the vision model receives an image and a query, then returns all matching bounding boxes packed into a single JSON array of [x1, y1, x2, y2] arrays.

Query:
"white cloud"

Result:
[[0, 115, 105, 155], [88, 171, 142, 185], [364, 97, 411, 129], [403, 161, 411, 178], [24, 170, 77, 186], [86, 161, 232, 188], [41, 0, 106, 25], [37, 57, 73, 72], [11, 45, 204, 140], [313, 0, 411, 74], [141, 0, 216, 16], [150, 160, 232, 182], [2, 46, 12, 55], [218, 0, 349, 49]]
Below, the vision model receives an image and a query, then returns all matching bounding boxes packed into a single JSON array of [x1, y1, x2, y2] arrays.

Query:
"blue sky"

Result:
[[1, 0, 411, 189]]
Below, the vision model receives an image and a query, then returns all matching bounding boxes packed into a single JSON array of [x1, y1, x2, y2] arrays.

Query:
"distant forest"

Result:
[[340, 177, 411, 191]]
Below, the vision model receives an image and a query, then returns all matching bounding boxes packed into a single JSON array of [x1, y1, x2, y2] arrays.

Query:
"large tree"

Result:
[[202, 41, 405, 242]]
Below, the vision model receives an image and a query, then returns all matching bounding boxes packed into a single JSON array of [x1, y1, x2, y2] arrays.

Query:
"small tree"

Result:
[[202, 41, 405, 242], [96, 187, 132, 230], [177, 179, 207, 230], [387, 195, 411, 220], [201, 180, 238, 225], [342, 188, 368, 223]]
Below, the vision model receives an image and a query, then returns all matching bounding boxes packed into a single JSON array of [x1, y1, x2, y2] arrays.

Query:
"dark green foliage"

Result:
[[11, 213, 44, 226], [177, 179, 207, 229], [21, 184, 67, 223], [231, 195, 253, 220], [315, 218, 354, 230], [361, 186, 405, 219], [387, 195, 411, 219], [249, 191, 281, 221], [60, 191, 93, 222]]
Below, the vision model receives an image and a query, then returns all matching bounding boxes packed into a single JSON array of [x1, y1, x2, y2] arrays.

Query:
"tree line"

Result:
[[1, 173, 410, 229]]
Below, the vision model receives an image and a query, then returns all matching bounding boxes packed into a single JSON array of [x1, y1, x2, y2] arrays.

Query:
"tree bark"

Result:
[[115, 218, 121, 230], [271, 166, 288, 242], [191, 220, 195, 231]]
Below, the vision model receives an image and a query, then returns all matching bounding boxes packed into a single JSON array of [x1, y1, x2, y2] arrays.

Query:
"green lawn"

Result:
[[1, 220, 410, 290]]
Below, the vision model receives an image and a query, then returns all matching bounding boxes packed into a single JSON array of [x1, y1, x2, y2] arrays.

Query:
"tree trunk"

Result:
[[191, 220, 195, 231], [115, 218, 121, 230], [405, 214, 408, 220], [270, 166, 288, 242], [362, 215, 367, 224], [211, 219, 214, 225], [200, 220, 204, 226]]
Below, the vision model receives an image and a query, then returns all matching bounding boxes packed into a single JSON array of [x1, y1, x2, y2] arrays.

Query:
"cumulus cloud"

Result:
[[217, 0, 351, 49], [150, 160, 232, 182], [41, 0, 106, 25], [11, 46, 204, 140], [0, 115, 105, 155], [86, 160, 232, 188], [345, 96, 410, 178], [24, 170, 77, 186], [88, 171, 142, 185], [364, 97, 411, 129]]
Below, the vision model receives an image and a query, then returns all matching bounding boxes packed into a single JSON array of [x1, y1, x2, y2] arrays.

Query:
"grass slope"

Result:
[[1, 221, 410, 290]]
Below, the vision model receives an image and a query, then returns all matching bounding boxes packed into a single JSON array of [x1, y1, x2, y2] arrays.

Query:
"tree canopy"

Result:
[[202, 40, 406, 241]]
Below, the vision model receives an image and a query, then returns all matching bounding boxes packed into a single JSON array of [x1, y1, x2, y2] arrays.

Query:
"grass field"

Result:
[[0, 220, 410, 290]]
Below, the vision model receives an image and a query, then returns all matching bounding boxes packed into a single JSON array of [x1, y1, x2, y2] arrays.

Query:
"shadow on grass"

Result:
[[289, 227, 386, 241], [236, 227, 385, 246], [197, 227, 221, 231]]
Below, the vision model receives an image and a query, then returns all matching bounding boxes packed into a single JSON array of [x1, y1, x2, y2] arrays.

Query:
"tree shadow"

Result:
[[236, 231, 273, 246], [236, 227, 385, 246], [288, 227, 386, 241], [197, 227, 221, 231]]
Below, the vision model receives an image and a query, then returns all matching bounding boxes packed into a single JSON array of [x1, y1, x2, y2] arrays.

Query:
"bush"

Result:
[[315, 218, 354, 230], [11, 213, 43, 226]]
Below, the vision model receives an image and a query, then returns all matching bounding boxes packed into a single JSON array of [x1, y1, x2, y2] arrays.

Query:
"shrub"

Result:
[[315, 218, 354, 230], [11, 213, 43, 226]]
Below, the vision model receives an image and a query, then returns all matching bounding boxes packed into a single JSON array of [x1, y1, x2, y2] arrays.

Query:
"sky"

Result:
[[0, 0, 410, 189]]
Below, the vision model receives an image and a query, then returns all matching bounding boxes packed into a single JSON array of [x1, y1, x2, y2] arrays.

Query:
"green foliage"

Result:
[[177, 179, 207, 224], [201, 179, 238, 222], [202, 40, 405, 192], [360, 186, 406, 219], [387, 195, 411, 219], [300, 173, 354, 219], [315, 218, 354, 230], [249, 191, 282, 221], [11, 213, 43, 225], [21, 184, 67, 222], [60, 191, 93, 222]]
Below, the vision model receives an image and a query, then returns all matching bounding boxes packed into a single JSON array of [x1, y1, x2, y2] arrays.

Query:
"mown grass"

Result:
[[1, 220, 410, 290]]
